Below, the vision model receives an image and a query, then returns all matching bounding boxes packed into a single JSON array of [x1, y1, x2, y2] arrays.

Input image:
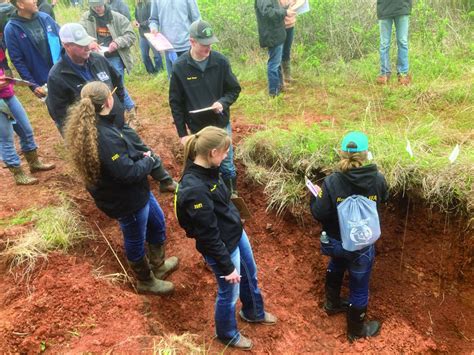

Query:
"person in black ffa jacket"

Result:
[[175, 126, 276, 351], [64, 81, 179, 295], [169, 20, 241, 197], [310, 131, 389, 342]]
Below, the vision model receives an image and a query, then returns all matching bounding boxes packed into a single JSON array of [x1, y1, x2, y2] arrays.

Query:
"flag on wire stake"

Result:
[[405, 139, 414, 158], [448, 144, 460, 163]]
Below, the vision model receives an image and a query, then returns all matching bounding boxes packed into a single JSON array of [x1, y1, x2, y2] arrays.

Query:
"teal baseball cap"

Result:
[[341, 131, 369, 152]]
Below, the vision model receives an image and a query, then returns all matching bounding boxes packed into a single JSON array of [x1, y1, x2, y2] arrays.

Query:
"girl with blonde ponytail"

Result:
[[64, 81, 178, 296], [175, 126, 277, 351], [310, 131, 389, 342]]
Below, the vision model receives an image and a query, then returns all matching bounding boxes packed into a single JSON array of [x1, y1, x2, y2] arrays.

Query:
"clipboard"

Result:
[[144, 32, 174, 52], [231, 197, 252, 220], [305, 176, 321, 198]]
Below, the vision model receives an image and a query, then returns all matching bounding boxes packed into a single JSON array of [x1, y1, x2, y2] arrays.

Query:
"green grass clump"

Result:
[[239, 118, 474, 219], [1, 201, 88, 277]]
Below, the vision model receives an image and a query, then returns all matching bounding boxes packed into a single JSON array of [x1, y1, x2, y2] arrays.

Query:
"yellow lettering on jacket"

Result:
[[187, 76, 198, 80], [194, 203, 203, 209], [111, 154, 120, 161], [210, 184, 217, 192]]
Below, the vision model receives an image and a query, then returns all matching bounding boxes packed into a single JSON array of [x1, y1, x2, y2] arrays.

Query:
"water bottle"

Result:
[[320, 231, 329, 244]]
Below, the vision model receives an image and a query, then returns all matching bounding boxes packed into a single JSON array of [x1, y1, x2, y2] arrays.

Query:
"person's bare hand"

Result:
[[133, 20, 139, 28], [33, 86, 46, 98], [222, 269, 241, 284], [211, 101, 223, 114], [89, 41, 100, 52], [150, 28, 158, 35], [108, 41, 119, 53]]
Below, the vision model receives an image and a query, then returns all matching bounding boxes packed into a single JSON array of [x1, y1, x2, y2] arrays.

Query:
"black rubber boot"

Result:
[[129, 257, 174, 295], [347, 305, 381, 342], [148, 243, 179, 280], [323, 270, 349, 315]]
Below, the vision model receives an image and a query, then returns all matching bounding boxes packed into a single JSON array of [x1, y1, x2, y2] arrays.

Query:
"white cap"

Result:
[[59, 23, 95, 46]]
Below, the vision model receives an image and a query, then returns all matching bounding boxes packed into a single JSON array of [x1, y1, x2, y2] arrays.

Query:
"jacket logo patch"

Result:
[[111, 153, 120, 161], [194, 203, 203, 209], [186, 76, 198, 80], [46, 25, 53, 32], [210, 184, 217, 192], [97, 71, 110, 81], [20, 32, 27, 39]]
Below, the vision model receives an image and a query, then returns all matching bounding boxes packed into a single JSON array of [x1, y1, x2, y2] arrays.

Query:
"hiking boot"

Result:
[[147, 243, 179, 280], [398, 73, 411, 85], [24, 149, 55, 173], [282, 60, 295, 84], [129, 257, 174, 295], [324, 269, 349, 315], [228, 335, 253, 350], [159, 179, 178, 193], [239, 310, 277, 326], [376, 75, 390, 85], [347, 305, 381, 342], [8, 166, 39, 185]]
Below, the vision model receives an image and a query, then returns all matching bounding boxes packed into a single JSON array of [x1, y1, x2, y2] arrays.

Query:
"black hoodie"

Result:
[[310, 164, 389, 241]]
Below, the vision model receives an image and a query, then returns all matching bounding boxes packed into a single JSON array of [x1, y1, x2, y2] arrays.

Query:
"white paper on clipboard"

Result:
[[305, 176, 321, 197], [297, 0, 310, 15]]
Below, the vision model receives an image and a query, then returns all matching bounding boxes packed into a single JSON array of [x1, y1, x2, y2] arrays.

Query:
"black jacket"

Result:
[[310, 164, 389, 241], [255, 0, 287, 48], [377, 0, 412, 19], [169, 50, 241, 138], [176, 161, 243, 275], [134, 0, 151, 37], [87, 113, 155, 218], [46, 50, 125, 132]]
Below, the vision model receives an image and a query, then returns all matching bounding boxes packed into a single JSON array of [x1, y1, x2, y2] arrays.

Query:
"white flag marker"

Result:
[[448, 144, 460, 163], [405, 139, 414, 158], [367, 151, 373, 161]]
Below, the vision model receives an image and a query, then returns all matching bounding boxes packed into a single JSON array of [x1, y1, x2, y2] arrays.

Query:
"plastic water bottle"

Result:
[[320, 231, 329, 244]]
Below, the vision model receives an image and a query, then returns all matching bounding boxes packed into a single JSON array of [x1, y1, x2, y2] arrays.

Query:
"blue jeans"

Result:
[[139, 36, 164, 74], [165, 50, 186, 79], [204, 231, 265, 344], [0, 96, 37, 167], [282, 27, 294, 62], [118, 192, 166, 262], [267, 44, 284, 95], [107, 56, 136, 110], [379, 15, 409, 75], [321, 238, 375, 307], [219, 123, 236, 179]]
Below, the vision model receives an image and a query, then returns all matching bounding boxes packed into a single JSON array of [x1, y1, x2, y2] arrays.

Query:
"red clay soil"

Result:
[[0, 88, 473, 353]]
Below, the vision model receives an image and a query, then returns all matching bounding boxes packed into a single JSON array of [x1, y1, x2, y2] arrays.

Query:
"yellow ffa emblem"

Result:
[[186, 76, 198, 80], [210, 184, 217, 192], [318, 190, 323, 198], [194, 203, 203, 209], [111, 153, 120, 161]]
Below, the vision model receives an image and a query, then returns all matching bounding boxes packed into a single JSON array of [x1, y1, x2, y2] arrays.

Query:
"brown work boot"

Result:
[[376, 75, 390, 85], [129, 257, 174, 295], [239, 310, 277, 325], [8, 166, 39, 185], [398, 73, 411, 85], [24, 149, 55, 173]]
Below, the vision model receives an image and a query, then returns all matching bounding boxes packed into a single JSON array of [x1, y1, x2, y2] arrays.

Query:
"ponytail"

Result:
[[337, 151, 368, 172], [64, 81, 111, 186], [181, 126, 231, 176]]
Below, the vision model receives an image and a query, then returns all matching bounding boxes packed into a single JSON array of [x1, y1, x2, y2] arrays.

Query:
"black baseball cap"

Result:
[[189, 20, 219, 45]]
